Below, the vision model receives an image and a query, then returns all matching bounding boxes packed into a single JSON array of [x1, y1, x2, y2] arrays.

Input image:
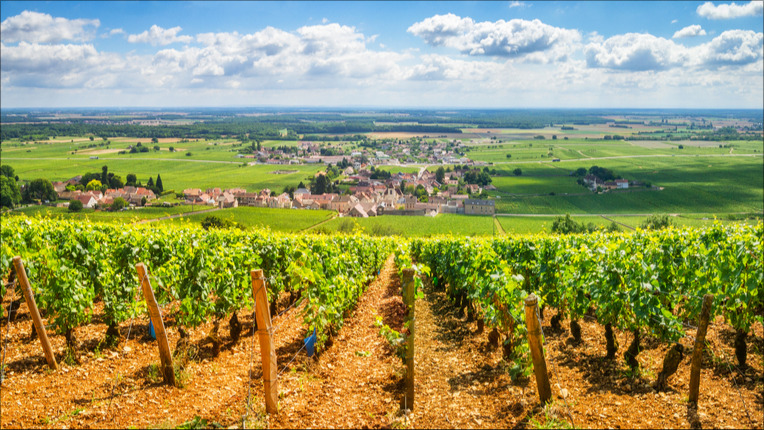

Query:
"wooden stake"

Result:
[[252, 269, 278, 414], [401, 268, 416, 410], [12, 256, 57, 371], [689, 294, 713, 404], [524, 293, 551, 404], [136, 263, 175, 386]]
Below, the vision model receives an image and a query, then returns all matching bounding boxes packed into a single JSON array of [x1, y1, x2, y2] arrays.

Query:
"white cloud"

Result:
[[672, 19, 679, 24], [407, 13, 581, 61], [694, 29, 763, 66], [0, 11, 99, 43], [509, 1, 528, 8], [697, 1, 764, 19], [585, 30, 763, 71], [127, 25, 193, 46], [0, 41, 125, 88], [673, 25, 707, 39], [110, 28, 125, 36], [585, 33, 690, 71]]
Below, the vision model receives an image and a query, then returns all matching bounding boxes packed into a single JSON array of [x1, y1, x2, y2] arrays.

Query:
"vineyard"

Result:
[[1, 218, 763, 428]]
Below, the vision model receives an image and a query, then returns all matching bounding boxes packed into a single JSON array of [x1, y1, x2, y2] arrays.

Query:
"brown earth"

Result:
[[1, 257, 763, 429]]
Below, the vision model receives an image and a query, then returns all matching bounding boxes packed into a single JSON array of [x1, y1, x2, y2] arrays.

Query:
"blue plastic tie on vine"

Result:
[[149, 319, 156, 340], [305, 328, 317, 357]]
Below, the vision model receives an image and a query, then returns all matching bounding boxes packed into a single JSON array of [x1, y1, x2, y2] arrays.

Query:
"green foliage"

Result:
[[110, 197, 128, 212], [640, 214, 673, 230], [551, 214, 596, 234], [1, 165, 15, 178], [86, 179, 102, 191], [200, 215, 243, 231], [22, 178, 57, 203], [513, 168, 522, 176], [0, 175, 21, 209], [68, 199, 84, 212], [376, 316, 406, 362]]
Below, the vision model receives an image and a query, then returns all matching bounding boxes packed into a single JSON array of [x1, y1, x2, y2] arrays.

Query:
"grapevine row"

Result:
[[1, 218, 393, 351]]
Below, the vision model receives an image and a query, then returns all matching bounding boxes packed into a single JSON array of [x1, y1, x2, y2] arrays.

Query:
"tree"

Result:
[[155, 174, 164, 192], [101, 165, 108, 184], [311, 174, 329, 195], [110, 197, 127, 211], [435, 166, 445, 184], [641, 214, 673, 230], [86, 179, 102, 191], [147, 177, 154, 188], [513, 168, 522, 176], [22, 178, 57, 203], [140, 196, 147, 206], [506, 154, 512, 159], [80, 172, 101, 186], [297, 181, 306, 190], [0, 175, 21, 209], [126, 173, 137, 186], [68, 199, 84, 212], [0, 165, 15, 178], [109, 175, 124, 189]]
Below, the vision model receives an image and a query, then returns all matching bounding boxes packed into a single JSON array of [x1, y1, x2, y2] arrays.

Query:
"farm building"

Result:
[[464, 199, 495, 215]]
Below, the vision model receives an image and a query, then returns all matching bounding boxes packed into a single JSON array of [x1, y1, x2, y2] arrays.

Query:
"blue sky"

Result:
[[1, 1, 762, 108]]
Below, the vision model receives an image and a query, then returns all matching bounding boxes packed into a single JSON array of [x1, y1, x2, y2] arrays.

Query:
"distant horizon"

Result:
[[2, 1, 762, 109], [0, 105, 764, 112]]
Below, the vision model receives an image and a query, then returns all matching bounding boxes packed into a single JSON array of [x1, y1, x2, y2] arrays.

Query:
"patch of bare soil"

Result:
[[0, 282, 308, 429], [270, 255, 406, 429], [406, 276, 525, 429]]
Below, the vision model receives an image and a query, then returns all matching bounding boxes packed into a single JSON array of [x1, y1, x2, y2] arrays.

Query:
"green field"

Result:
[[165, 206, 335, 232], [3, 123, 762, 235], [5, 204, 211, 223], [311, 214, 496, 237], [496, 214, 760, 234]]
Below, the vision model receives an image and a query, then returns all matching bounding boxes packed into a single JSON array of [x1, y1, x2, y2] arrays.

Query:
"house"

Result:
[[348, 203, 369, 218], [330, 195, 359, 213], [615, 179, 629, 189], [52, 181, 68, 194], [404, 196, 418, 210], [464, 199, 495, 216], [218, 193, 239, 209], [465, 184, 482, 195], [75, 194, 98, 209], [235, 192, 259, 206]]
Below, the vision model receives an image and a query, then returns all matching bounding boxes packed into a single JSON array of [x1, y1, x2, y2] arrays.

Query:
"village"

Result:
[[234, 137, 489, 167], [49, 164, 497, 218]]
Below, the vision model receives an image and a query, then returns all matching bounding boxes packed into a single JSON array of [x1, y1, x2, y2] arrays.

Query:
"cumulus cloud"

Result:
[[0, 11, 99, 43], [407, 13, 580, 61], [697, 1, 764, 19], [585, 29, 763, 71], [695, 29, 763, 66], [585, 33, 689, 71], [0, 41, 126, 88], [673, 25, 707, 38], [128, 25, 193, 46]]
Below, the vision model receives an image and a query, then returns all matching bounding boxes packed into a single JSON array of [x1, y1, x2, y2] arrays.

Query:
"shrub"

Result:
[[68, 199, 84, 212]]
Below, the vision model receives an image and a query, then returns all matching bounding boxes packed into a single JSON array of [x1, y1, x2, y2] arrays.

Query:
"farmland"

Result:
[[1, 108, 762, 235]]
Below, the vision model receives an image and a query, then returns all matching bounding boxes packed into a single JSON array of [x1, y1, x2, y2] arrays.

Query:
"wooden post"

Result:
[[136, 263, 175, 386], [524, 293, 551, 404], [252, 269, 278, 414], [689, 294, 713, 404], [401, 268, 416, 410], [12, 256, 57, 371]]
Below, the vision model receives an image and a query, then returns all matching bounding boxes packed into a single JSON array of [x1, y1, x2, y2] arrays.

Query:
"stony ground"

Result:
[[1, 255, 762, 429]]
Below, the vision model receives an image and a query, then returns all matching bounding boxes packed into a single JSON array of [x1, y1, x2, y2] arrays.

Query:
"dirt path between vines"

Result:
[[271, 254, 406, 429], [405, 277, 525, 429]]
